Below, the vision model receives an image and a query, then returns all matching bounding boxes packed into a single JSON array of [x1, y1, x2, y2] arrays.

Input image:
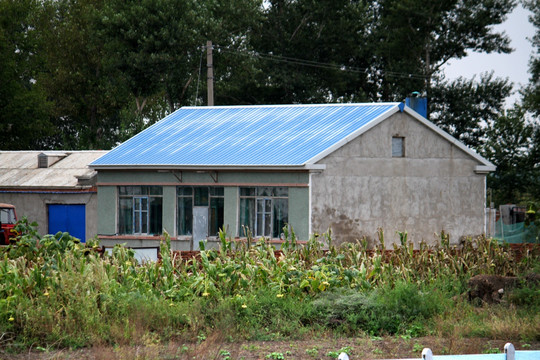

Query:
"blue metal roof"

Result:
[[91, 103, 401, 168]]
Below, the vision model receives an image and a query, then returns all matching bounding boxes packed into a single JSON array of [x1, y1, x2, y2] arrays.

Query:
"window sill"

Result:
[[233, 237, 308, 245], [99, 235, 166, 240]]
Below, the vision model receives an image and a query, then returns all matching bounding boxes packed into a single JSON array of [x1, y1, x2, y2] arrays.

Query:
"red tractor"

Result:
[[0, 203, 18, 245]]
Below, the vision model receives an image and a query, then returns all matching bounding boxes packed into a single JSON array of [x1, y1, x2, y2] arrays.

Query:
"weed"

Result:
[[483, 347, 500, 354], [219, 349, 232, 359], [0, 220, 538, 351], [266, 352, 285, 359], [327, 346, 352, 358], [305, 347, 319, 357]]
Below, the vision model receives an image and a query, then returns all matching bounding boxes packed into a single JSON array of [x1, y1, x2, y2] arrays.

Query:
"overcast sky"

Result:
[[443, 4, 535, 106]]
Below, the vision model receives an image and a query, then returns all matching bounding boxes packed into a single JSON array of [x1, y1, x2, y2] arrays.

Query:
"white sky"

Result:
[[443, 4, 535, 106]]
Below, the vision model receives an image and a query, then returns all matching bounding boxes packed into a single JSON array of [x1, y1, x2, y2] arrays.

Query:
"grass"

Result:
[[0, 218, 538, 353]]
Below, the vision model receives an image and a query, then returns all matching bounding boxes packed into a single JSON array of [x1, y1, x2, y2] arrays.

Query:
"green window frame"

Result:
[[118, 186, 163, 235], [177, 186, 224, 236], [239, 187, 288, 238]]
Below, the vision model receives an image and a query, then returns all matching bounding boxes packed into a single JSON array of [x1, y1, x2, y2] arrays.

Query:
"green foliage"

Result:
[[327, 346, 352, 358], [508, 282, 540, 309], [0, 0, 53, 149], [0, 220, 538, 350], [266, 352, 285, 360], [310, 282, 446, 335], [483, 106, 538, 206], [430, 73, 512, 149]]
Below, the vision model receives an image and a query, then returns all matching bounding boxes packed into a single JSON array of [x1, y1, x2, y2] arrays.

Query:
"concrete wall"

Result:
[[96, 170, 310, 250], [0, 191, 98, 241], [311, 112, 487, 247]]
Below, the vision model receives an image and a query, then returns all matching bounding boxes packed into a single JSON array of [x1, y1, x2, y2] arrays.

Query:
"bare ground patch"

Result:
[[1, 336, 538, 360]]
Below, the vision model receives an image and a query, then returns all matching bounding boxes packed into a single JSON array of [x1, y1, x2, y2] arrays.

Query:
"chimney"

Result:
[[405, 92, 427, 118], [38, 152, 66, 168]]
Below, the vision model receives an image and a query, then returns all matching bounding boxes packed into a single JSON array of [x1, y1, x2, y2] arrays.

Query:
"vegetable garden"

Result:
[[0, 218, 538, 357]]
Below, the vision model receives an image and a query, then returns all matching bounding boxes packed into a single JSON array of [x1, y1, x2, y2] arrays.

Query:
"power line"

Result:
[[214, 45, 427, 81]]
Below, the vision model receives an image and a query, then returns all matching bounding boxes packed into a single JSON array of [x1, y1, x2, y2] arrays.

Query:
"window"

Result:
[[118, 186, 163, 235], [0, 207, 16, 225], [177, 186, 224, 236], [239, 187, 288, 238], [392, 136, 405, 157]]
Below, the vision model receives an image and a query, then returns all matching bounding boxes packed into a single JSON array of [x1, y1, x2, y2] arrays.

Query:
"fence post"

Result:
[[422, 348, 433, 360], [504, 343, 515, 360]]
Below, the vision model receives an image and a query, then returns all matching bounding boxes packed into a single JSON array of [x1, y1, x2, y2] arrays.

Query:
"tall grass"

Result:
[[0, 219, 538, 350]]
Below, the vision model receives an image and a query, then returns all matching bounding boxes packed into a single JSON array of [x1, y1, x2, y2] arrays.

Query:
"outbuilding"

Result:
[[90, 102, 494, 249], [0, 151, 106, 242]]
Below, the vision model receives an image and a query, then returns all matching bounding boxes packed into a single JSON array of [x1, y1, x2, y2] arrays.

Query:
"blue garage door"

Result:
[[48, 204, 86, 242]]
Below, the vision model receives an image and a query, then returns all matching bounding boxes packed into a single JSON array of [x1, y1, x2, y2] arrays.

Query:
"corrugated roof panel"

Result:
[[91, 103, 400, 167], [0, 151, 106, 188]]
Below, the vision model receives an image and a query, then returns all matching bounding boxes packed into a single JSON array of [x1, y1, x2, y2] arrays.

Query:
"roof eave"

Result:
[[475, 165, 496, 174], [89, 164, 326, 171], [402, 107, 496, 170]]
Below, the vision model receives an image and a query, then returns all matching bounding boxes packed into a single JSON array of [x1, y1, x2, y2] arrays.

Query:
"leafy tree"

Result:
[[523, 0, 540, 116], [0, 0, 53, 149], [430, 72, 512, 148], [370, 0, 515, 106], [234, 0, 373, 104], [38, 0, 129, 149], [483, 107, 536, 205]]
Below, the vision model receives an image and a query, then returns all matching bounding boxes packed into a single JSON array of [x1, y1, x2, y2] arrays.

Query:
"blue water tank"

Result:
[[405, 96, 427, 118]]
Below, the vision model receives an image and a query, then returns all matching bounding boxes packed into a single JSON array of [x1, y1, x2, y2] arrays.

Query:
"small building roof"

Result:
[[90, 103, 494, 172], [0, 151, 107, 189]]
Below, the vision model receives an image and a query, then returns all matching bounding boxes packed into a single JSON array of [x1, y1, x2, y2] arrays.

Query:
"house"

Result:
[[0, 151, 107, 242], [89, 102, 495, 250]]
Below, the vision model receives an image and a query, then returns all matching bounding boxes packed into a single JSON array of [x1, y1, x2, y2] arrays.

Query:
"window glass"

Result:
[[257, 187, 272, 197], [392, 137, 404, 157], [239, 198, 255, 236], [0, 208, 16, 224], [239, 187, 288, 238], [273, 198, 288, 238], [177, 186, 223, 237], [210, 187, 224, 197], [118, 198, 133, 234], [148, 186, 163, 196], [194, 187, 209, 206], [240, 187, 255, 196], [118, 186, 162, 235], [209, 197, 224, 236], [178, 187, 193, 196], [177, 196, 193, 235], [149, 197, 162, 234]]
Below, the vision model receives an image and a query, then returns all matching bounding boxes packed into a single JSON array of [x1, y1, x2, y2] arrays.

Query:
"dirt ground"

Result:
[[1, 336, 538, 360]]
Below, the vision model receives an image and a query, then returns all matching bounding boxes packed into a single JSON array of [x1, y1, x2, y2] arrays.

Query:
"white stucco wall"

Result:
[[311, 112, 487, 247]]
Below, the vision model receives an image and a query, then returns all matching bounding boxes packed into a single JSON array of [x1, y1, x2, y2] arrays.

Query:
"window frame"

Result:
[[239, 186, 289, 238], [392, 136, 405, 157], [176, 186, 224, 237], [118, 186, 163, 235]]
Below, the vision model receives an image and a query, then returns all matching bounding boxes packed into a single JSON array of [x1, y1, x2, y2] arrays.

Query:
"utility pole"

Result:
[[207, 40, 214, 106]]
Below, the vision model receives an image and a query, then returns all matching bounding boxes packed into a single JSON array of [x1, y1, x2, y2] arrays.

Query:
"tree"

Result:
[[0, 0, 53, 149], [232, 0, 373, 104], [523, 0, 540, 116], [430, 72, 512, 149], [483, 107, 536, 205], [37, 0, 130, 149], [370, 0, 515, 106]]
